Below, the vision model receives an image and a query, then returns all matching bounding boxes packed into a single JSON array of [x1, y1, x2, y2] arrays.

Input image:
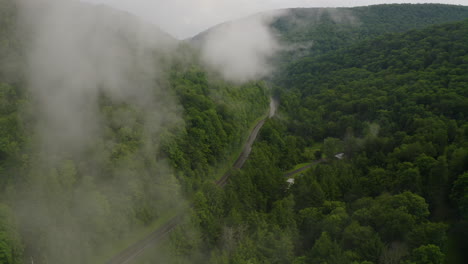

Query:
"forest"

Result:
[[148, 8, 468, 264], [0, 1, 467, 264], [142, 5, 468, 263]]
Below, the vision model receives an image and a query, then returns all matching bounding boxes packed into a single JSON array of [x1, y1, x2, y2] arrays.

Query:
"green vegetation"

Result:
[[0, 1, 467, 264], [286, 163, 311, 174], [163, 16, 468, 264], [0, 1, 269, 263], [94, 206, 183, 264], [0, 205, 22, 264], [164, 64, 269, 192], [272, 4, 468, 63]]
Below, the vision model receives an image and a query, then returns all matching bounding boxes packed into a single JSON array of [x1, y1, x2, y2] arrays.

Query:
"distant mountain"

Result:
[[0, 0, 178, 83], [192, 4, 468, 64], [2, 1, 468, 263], [272, 4, 468, 58]]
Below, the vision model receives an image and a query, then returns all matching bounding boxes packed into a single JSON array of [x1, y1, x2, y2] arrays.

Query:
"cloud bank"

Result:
[[198, 11, 284, 83], [81, 0, 468, 38], [20, 0, 177, 154], [14, 0, 183, 262]]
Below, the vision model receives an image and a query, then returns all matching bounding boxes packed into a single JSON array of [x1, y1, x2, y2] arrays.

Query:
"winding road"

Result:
[[106, 98, 278, 264]]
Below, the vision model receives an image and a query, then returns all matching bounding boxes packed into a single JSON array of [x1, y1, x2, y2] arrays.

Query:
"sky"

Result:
[[82, 0, 468, 38]]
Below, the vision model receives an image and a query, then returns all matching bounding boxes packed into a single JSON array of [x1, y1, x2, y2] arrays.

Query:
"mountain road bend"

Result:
[[105, 98, 277, 264]]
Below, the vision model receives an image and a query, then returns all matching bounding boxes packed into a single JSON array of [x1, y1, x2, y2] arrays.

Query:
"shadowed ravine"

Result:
[[106, 98, 277, 264]]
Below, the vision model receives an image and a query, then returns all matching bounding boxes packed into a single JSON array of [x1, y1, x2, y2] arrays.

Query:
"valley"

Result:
[[0, 1, 467, 264]]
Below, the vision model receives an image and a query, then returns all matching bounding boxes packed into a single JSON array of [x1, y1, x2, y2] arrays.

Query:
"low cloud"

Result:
[[199, 11, 285, 83], [14, 0, 183, 262], [80, 0, 468, 38], [19, 0, 177, 154]]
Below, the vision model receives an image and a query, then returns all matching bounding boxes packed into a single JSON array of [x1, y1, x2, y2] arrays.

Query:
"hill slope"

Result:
[[274, 4, 468, 48], [273, 4, 468, 61], [161, 17, 468, 264], [0, 1, 270, 263], [192, 4, 468, 64]]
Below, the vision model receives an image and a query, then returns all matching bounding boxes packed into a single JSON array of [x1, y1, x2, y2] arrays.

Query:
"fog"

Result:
[[81, 0, 468, 38], [20, 0, 177, 154], [12, 0, 286, 261], [198, 11, 284, 83], [9, 0, 366, 263], [14, 0, 183, 263]]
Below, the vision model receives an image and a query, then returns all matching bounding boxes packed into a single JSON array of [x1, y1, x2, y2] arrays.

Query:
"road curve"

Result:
[[217, 98, 278, 187], [216, 119, 266, 187], [106, 98, 277, 264]]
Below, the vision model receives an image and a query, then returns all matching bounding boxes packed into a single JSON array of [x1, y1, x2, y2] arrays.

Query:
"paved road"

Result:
[[216, 119, 266, 187], [106, 99, 276, 264], [217, 98, 278, 187]]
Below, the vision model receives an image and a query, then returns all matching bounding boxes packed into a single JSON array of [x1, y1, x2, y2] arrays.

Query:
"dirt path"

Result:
[[283, 159, 326, 178]]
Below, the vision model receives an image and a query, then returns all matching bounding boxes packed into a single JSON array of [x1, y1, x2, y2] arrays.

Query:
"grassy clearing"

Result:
[[286, 163, 311, 174], [306, 144, 322, 152], [284, 143, 324, 177], [302, 143, 323, 159]]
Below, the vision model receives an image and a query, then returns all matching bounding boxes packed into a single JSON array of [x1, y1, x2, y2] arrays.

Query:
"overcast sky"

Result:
[[81, 0, 468, 38]]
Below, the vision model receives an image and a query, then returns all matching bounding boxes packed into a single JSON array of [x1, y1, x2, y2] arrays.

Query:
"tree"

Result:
[[380, 242, 408, 264], [308, 232, 349, 264], [323, 137, 343, 158], [293, 176, 325, 210], [360, 167, 389, 196], [407, 222, 447, 250], [395, 162, 422, 194], [352, 192, 429, 242], [342, 221, 383, 263], [321, 206, 349, 239], [193, 191, 221, 245], [270, 195, 297, 230], [256, 228, 295, 264], [0, 204, 22, 264], [314, 150, 323, 160], [450, 172, 468, 220], [407, 244, 445, 264]]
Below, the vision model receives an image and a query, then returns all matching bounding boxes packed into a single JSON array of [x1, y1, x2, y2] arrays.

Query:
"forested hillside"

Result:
[[271, 4, 468, 61], [156, 17, 468, 264], [0, 1, 269, 263], [1, 1, 468, 264]]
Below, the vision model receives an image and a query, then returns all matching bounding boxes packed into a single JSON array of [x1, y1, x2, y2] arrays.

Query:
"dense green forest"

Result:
[[0, 1, 468, 264], [0, 1, 269, 263], [271, 4, 468, 62], [149, 14, 468, 264]]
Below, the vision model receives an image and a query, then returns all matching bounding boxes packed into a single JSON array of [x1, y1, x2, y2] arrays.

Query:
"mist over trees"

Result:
[[0, 1, 467, 264], [150, 5, 468, 264], [0, 0, 270, 263]]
